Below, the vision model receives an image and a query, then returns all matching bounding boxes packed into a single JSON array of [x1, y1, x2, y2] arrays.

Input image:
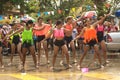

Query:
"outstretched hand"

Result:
[[104, 12, 111, 17]]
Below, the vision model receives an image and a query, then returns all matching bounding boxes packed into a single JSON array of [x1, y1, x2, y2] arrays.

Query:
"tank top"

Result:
[[33, 24, 45, 36], [97, 24, 104, 32], [65, 24, 73, 30], [10, 31, 20, 40], [44, 24, 51, 36], [33, 24, 51, 36], [54, 28, 64, 38], [84, 27, 98, 43], [22, 28, 33, 43]]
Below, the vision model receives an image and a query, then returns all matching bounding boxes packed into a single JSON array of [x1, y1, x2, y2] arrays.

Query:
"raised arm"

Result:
[[73, 27, 85, 41], [9, 27, 24, 37], [42, 28, 54, 42], [33, 25, 45, 31], [72, 12, 85, 28], [92, 13, 111, 28], [3, 27, 24, 41]]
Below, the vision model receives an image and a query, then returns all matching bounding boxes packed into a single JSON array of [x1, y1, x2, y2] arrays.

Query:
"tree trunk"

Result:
[[0, 0, 3, 15], [20, 0, 25, 15]]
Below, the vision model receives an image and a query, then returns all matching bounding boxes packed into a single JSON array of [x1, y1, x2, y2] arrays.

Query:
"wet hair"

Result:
[[56, 20, 62, 26], [37, 17, 43, 22], [26, 20, 33, 26]]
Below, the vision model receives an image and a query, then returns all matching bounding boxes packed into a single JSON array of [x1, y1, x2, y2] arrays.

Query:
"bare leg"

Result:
[[17, 43, 23, 63], [79, 45, 89, 67], [9, 43, 15, 65], [52, 45, 59, 67], [37, 42, 41, 66], [78, 40, 83, 53], [94, 45, 103, 67], [0, 47, 3, 68], [70, 41, 77, 62], [60, 50, 65, 65], [43, 41, 49, 63], [100, 40, 107, 63], [61, 45, 71, 67], [29, 46, 37, 68], [22, 47, 27, 70]]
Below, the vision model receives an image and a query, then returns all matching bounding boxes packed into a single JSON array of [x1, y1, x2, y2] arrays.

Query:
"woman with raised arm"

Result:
[[73, 14, 110, 69], [6, 21, 23, 66], [95, 16, 109, 65], [7, 20, 41, 72], [33, 17, 51, 66]]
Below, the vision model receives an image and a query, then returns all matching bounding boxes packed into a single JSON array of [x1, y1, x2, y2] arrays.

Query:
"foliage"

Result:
[[0, 0, 120, 20]]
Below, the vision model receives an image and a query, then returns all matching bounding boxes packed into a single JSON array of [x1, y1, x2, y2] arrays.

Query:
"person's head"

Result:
[[20, 20, 26, 26], [26, 20, 33, 28], [56, 20, 63, 28], [12, 20, 20, 29], [13, 19, 20, 26], [47, 19, 52, 23], [84, 18, 91, 26], [37, 17, 43, 24], [66, 16, 73, 23]]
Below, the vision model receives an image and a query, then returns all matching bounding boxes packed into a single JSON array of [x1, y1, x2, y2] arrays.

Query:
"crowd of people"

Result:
[[0, 13, 119, 72]]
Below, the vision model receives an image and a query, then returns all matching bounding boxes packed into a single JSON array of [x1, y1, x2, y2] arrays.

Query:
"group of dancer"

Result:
[[0, 12, 111, 72]]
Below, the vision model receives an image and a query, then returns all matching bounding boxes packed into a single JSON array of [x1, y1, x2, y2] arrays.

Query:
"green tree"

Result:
[[12, 0, 25, 14], [0, 0, 12, 15], [0, 0, 25, 15], [37, 0, 83, 20]]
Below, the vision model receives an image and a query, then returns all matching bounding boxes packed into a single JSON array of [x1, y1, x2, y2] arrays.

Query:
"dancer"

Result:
[[96, 17, 108, 65], [7, 20, 38, 72], [34, 17, 51, 66], [43, 20, 72, 70], [5, 21, 23, 66], [73, 14, 110, 69], [64, 16, 77, 63]]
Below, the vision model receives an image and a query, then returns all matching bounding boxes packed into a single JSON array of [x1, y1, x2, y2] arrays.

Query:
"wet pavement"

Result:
[[0, 51, 120, 80]]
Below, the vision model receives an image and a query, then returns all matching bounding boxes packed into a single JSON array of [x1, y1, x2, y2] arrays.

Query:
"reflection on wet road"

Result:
[[0, 52, 120, 80]]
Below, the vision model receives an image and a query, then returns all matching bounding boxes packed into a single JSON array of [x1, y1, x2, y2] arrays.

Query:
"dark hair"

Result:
[[20, 20, 26, 23], [26, 20, 33, 26], [37, 17, 43, 22], [47, 19, 51, 22], [56, 20, 62, 26]]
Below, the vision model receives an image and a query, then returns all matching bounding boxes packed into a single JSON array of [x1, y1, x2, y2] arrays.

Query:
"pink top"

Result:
[[97, 24, 104, 32], [54, 28, 64, 38]]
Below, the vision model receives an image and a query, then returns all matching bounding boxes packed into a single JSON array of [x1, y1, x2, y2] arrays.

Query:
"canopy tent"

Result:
[[20, 16, 35, 22], [115, 10, 120, 17]]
